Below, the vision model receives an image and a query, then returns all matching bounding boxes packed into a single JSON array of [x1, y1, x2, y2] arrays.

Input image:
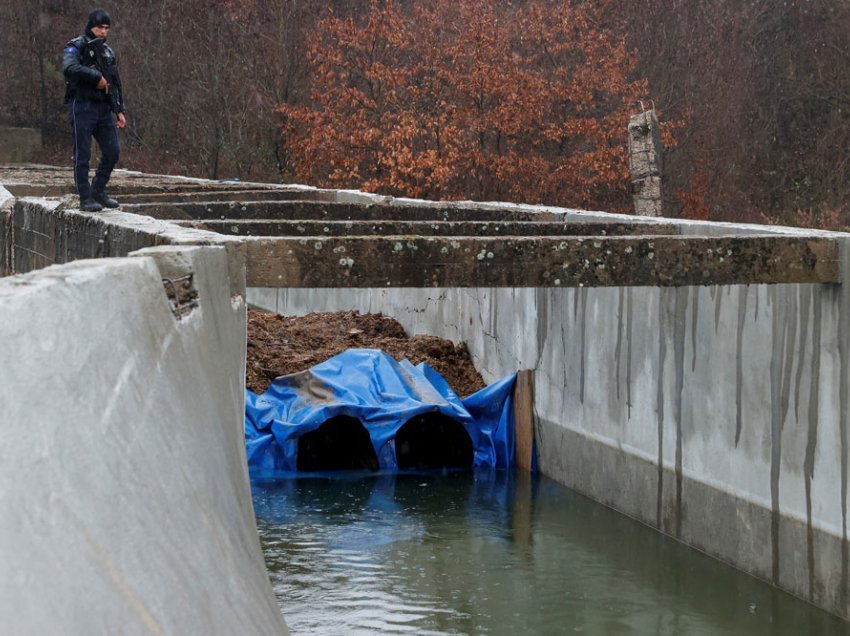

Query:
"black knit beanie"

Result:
[[85, 9, 111, 37]]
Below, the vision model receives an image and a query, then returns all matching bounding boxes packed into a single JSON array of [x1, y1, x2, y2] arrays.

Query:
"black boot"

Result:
[[92, 190, 119, 208], [79, 197, 103, 212]]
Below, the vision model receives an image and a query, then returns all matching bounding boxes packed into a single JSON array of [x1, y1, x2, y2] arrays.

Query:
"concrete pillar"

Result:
[[629, 108, 663, 217]]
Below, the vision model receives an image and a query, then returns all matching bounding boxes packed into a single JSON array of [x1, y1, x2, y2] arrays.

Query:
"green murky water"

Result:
[[252, 471, 850, 635]]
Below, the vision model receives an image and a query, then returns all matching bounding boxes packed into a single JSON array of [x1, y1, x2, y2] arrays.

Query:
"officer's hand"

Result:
[[97, 76, 109, 92], [117, 113, 126, 130]]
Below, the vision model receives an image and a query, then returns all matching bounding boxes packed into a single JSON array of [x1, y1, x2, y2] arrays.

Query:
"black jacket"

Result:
[[63, 35, 125, 113]]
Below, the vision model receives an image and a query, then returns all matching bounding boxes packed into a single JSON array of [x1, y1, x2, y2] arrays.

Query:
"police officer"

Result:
[[63, 9, 126, 212]]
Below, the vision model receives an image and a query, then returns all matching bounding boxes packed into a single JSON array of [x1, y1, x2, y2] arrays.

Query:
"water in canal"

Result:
[[252, 470, 850, 635]]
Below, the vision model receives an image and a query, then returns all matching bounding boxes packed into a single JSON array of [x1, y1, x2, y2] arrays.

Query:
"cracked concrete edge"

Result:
[[124, 168, 319, 191], [130, 243, 247, 309]]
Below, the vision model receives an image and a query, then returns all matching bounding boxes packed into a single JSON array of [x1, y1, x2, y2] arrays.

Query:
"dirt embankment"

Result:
[[246, 309, 485, 397]]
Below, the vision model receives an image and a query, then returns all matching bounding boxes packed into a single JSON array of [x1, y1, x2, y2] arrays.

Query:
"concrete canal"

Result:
[[5, 166, 850, 631], [253, 471, 850, 635]]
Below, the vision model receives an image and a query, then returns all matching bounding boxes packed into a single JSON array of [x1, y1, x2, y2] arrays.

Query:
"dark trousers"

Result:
[[68, 99, 120, 199]]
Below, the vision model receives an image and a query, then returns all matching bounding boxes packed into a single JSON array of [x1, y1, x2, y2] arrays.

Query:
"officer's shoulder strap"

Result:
[[65, 35, 87, 53]]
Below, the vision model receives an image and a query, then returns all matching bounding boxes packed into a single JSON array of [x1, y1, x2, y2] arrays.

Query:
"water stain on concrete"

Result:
[[770, 286, 785, 584], [805, 286, 822, 601], [839, 259, 850, 607], [691, 286, 699, 372], [673, 286, 688, 537], [735, 286, 749, 447], [615, 288, 625, 402], [579, 288, 588, 404], [770, 286, 799, 584], [714, 285, 723, 333], [794, 287, 811, 428], [626, 288, 633, 420], [656, 288, 668, 529]]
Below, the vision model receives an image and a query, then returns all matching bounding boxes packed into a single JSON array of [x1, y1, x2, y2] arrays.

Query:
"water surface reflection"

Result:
[[253, 471, 850, 635]]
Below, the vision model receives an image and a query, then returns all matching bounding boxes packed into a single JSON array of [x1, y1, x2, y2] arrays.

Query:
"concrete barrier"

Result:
[[0, 246, 287, 634], [258, 219, 850, 621], [8, 197, 245, 288]]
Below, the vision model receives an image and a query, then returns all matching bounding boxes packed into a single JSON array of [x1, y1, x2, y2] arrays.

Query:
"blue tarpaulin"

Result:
[[245, 349, 516, 475]]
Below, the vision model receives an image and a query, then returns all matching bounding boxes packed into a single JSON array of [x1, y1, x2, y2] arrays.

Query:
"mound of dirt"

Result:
[[246, 309, 485, 397]]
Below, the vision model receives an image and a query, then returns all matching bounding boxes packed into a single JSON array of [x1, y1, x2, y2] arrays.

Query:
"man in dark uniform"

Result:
[[63, 9, 126, 212]]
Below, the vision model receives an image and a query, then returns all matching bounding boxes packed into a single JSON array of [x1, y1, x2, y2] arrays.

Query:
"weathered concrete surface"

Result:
[[118, 189, 336, 204], [628, 109, 664, 217], [123, 200, 575, 222], [0, 247, 287, 634], [10, 198, 246, 297], [257, 220, 850, 621], [0, 127, 42, 163], [0, 164, 317, 199], [178, 219, 681, 238], [245, 234, 838, 288]]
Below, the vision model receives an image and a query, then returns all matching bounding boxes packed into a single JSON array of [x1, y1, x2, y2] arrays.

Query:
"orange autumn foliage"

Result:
[[279, 0, 648, 211], [679, 166, 711, 220]]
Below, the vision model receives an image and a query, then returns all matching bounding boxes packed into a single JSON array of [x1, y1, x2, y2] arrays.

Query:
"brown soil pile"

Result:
[[246, 309, 485, 397]]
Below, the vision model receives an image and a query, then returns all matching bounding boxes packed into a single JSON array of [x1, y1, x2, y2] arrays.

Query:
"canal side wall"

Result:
[[3, 196, 247, 294], [258, 218, 850, 620], [0, 200, 288, 633]]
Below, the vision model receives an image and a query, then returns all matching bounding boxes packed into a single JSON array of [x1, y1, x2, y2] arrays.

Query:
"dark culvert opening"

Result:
[[296, 415, 379, 472], [395, 413, 473, 470]]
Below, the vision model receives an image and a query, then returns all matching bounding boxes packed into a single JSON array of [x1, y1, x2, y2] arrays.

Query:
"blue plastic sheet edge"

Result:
[[245, 348, 517, 476]]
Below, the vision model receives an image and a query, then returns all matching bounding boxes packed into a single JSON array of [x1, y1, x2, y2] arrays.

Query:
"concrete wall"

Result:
[[253, 217, 850, 621], [7, 197, 245, 289], [0, 245, 287, 633]]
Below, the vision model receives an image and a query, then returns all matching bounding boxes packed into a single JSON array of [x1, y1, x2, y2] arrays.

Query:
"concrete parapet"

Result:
[[0, 247, 287, 634], [117, 188, 335, 205], [122, 199, 572, 222], [10, 198, 247, 299], [11, 198, 64, 271], [178, 219, 681, 238], [244, 234, 838, 288]]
